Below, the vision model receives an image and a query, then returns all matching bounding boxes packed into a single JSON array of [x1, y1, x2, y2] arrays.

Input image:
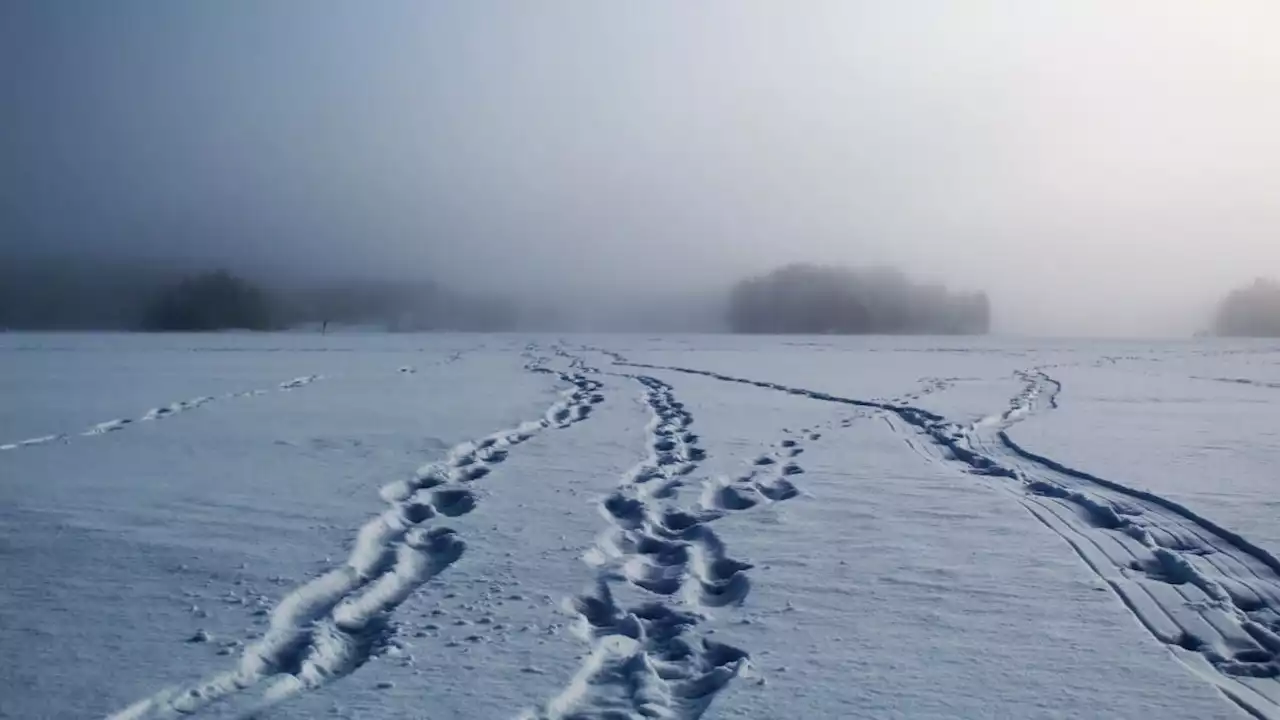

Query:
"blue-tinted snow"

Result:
[[2, 333, 1277, 719]]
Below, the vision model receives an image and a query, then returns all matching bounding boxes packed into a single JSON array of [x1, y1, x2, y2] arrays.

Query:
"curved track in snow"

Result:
[[111, 345, 601, 719], [601, 355, 1280, 719], [528, 356, 810, 719], [84, 343, 1280, 719]]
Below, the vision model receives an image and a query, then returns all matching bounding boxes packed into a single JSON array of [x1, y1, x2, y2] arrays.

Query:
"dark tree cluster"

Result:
[[141, 273, 528, 332], [1213, 278, 1280, 337], [142, 270, 276, 331], [0, 254, 528, 333], [727, 264, 989, 335]]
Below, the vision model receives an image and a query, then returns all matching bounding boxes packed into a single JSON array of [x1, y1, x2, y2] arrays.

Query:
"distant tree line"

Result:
[[144, 272, 528, 332], [0, 257, 529, 332], [727, 264, 990, 335], [142, 270, 276, 331], [0, 257, 993, 334], [1213, 278, 1280, 337]]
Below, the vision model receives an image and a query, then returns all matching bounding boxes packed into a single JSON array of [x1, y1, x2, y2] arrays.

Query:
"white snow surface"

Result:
[[3, 333, 1280, 719]]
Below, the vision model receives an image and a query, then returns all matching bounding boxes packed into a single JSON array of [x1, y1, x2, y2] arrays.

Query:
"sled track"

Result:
[[528, 363, 810, 719], [603, 356, 1280, 719], [0, 375, 322, 452], [111, 346, 601, 719]]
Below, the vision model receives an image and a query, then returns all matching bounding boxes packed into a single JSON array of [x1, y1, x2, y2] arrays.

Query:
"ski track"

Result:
[[527, 353, 809, 720], [0, 375, 322, 452], [598, 355, 1280, 719], [110, 346, 601, 720]]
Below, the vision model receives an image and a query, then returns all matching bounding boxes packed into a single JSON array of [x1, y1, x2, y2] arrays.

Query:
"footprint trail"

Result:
[[111, 347, 601, 719], [528, 361, 810, 720], [598, 354, 1280, 719], [1, 375, 322, 452]]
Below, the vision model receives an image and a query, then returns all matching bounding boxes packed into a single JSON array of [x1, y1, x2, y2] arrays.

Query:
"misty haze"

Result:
[[4, 2, 1280, 336], [3, 3, 1280, 719]]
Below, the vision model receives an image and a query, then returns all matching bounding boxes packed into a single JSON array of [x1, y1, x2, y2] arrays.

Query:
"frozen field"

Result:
[[2, 333, 1280, 720]]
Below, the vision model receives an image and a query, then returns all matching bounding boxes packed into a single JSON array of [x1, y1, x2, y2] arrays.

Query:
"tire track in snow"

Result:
[[527, 362, 809, 720], [0, 375, 322, 452], [111, 348, 601, 719], [601, 356, 1280, 718]]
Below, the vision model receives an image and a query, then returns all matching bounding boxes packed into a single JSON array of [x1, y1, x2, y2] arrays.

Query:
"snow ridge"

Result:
[[528, 363, 809, 719], [0, 374, 321, 452], [605, 356, 1280, 718], [110, 347, 600, 719]]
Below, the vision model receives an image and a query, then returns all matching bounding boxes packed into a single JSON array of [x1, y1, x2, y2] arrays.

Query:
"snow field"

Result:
[[2, 334, 1278, 718]]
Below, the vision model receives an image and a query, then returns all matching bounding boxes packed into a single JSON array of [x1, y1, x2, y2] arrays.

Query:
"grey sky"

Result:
[[4, 1, 1279, 335]]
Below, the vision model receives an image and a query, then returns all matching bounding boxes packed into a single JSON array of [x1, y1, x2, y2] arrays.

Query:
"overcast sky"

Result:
[[3, 1, 1279, 335]]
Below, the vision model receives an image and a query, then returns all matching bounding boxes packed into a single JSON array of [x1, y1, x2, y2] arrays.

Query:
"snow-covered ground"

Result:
[[2, 333, 1279, 719]]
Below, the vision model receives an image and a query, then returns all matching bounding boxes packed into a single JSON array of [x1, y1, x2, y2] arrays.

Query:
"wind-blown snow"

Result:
[[1, 333, 1278, 719]]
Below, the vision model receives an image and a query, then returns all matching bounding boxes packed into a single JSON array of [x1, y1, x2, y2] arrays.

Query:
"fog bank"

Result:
[[4, 2, 1280, 336]]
